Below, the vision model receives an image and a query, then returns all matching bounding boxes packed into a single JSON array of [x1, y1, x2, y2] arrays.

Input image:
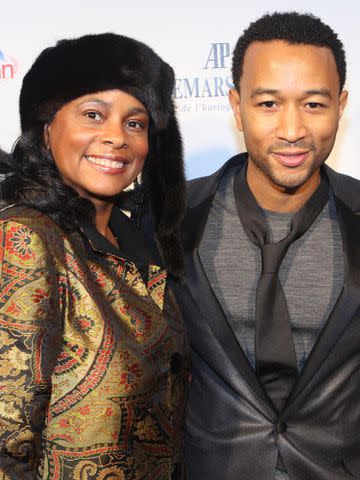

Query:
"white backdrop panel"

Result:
[[1, 0, 359, 179]]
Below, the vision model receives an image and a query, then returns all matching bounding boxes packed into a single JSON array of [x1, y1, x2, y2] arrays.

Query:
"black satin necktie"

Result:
[[234, 165, 329, 411]]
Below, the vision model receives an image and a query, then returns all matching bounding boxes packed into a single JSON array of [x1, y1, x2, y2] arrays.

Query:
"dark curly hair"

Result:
[[232, 11, 346, 92]]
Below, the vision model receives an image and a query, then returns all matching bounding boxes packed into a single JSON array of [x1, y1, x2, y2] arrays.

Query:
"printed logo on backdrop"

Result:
[[175, 43, 233, 113], [0, 50, 18, 80]]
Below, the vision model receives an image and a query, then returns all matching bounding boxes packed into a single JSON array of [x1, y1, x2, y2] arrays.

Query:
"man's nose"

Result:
[[276, 106, 307, 143]]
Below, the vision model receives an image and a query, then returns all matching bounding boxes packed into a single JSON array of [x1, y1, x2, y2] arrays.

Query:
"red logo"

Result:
[[0, 50, 18, 80]]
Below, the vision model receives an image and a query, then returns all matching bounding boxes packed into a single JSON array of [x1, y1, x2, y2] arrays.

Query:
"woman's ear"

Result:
[[43, 123, 51, 149]]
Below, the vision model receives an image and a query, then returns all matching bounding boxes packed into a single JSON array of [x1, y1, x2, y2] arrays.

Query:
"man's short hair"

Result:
[[232, 11, 346, 92]]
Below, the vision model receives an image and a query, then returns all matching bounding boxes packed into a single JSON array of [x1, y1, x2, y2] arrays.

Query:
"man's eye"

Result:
[[307, 102, 322, 109], [260, 101, 276, 108]]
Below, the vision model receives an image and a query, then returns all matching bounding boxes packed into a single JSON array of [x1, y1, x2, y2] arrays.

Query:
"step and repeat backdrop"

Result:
[[1, 0, 359, 179]]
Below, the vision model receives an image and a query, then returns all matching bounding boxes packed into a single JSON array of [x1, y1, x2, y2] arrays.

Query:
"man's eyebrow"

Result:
[[250, 88, 279, 98], [304, 89, 332, 98], [250, 88, 333, 99]]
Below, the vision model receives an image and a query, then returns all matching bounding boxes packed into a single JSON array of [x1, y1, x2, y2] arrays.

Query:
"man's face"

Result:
[[229, 40, 348, 193]]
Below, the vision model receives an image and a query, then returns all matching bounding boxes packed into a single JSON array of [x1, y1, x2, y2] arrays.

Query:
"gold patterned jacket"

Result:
[[0, 206, 190, 480]]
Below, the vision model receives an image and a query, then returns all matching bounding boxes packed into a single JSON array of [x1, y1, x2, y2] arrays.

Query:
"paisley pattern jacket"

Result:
[[0, 206, 190, 480]]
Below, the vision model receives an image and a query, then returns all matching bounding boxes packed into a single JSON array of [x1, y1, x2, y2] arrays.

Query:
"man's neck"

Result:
[[246, 162, 321, 213]]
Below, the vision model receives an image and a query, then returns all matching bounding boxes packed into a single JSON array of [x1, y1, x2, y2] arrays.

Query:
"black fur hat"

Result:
[[19, 33, 185, 277]]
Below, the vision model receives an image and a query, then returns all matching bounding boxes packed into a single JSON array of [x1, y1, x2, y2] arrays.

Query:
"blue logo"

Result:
[[0, 50, 17, 80]]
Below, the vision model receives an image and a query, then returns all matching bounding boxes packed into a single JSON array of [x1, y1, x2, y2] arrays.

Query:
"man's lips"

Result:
[[84, 154, 129, 173], [272, 151, 309, 168]]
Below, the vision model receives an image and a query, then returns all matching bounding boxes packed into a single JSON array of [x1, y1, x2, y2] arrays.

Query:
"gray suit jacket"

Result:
[[173, 153, 360, 480]]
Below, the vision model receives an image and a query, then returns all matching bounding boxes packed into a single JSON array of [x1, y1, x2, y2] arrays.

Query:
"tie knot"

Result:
[[261, 242, 288, 274]]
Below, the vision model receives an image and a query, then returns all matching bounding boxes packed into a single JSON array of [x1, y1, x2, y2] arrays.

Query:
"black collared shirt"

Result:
[[77, 206, 160, 281]]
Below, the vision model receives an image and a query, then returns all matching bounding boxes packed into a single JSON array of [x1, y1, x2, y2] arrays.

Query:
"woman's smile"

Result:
[[84, 154, 129, 173], [46, 89, 149, 204]]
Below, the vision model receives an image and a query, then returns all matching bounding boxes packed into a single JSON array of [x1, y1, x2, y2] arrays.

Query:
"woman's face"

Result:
[[45, 89, 149, 205]]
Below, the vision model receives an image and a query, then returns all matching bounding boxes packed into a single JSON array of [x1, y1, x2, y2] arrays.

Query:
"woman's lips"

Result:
[[272, 151, 309, 168], [84, 155, 128, 173]]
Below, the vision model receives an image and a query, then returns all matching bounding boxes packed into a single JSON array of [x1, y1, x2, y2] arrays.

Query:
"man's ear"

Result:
[[338, 89, 348, 120], [228, 88, 244, 132]]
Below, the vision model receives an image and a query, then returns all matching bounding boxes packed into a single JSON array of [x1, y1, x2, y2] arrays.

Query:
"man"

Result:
[[175, 11, 360, 480]]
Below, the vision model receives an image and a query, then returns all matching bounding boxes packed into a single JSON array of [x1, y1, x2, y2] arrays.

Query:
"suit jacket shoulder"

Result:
[[324, 165, 360, 213], [187, 153, 248, 208]]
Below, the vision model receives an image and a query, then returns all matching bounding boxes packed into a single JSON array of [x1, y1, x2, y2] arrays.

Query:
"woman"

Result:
[[0, 33, 189, 480]]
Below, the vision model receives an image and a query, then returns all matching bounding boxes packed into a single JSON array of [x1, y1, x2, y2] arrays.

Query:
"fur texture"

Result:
[[19, 33, 185, 277]]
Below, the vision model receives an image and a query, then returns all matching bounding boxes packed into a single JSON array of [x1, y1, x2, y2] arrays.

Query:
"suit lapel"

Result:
[[286, 193, 360, 407], [184, 248, 270, 404], [183, 154, 270, 406]]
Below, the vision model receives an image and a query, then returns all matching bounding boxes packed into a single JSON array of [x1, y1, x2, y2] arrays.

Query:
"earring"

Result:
[[133, 175, 144, 227]]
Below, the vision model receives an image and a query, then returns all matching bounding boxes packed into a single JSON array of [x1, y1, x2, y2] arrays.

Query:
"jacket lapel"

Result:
[[285, 188, 360, 407], [183, 154, 270, 406]]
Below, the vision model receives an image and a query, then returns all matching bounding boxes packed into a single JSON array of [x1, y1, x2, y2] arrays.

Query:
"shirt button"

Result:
[[274, 419, 287, 434], [170, 352, 182, 374]]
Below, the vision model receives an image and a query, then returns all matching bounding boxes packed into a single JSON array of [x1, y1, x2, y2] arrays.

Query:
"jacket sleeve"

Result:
[[0, 220, 63, 479]]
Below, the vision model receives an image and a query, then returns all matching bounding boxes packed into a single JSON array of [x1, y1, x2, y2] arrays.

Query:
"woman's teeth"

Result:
[[85, 156, 125, 169]]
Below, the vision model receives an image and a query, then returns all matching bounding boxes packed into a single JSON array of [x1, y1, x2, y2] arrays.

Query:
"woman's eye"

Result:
[[85, 111, 102, 120], [127, 120, 143, 129]]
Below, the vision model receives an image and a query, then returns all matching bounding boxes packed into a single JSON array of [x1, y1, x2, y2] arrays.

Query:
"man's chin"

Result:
[[269, 170, 315, 192]]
